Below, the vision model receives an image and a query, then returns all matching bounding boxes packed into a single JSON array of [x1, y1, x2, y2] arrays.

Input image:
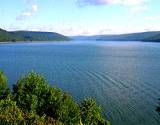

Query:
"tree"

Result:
[[13, 72, 48, 113], [80, 98, 107, 125], [0, 97, 24, 124], [0, 71, 109, 125], [0, 97, 63, 125], [0, 71, 10, 100], [13, 72, 80, 124], [56, 92, 80, 124]]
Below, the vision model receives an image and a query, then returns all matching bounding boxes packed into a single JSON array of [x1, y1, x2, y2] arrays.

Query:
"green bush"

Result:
[[0, 71, 109, 125], [13, 72, 48, 113], [0, 71, 10, 100], [13, 72, 80, 124], [56, 92, 80, 124], [0, 97, 24, 124], [0, 97, 63, 125], [80, 98, 107, 125]]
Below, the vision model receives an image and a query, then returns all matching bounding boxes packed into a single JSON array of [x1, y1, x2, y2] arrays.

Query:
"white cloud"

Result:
[[130, 5, 147, 13], [25, 0, 36, 4], [144, 15, 160, 21], [116, 0, 147, 6], [16, 3, 38, 20], [76, 0, 149, 12], [21, 12, 32, 16], [32, 4, 38, 12], [119, 0, 148, 13], [76, 0, 148, 5]]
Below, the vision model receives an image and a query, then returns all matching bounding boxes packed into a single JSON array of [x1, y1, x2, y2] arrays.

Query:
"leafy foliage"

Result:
[[13, 72, 48, 113], [0, 71, 10, 99], [0, 97, 63, 125], [13, 72, 80, 124], [0, 97, 24, 124], [56, 92, 80, 124], [0, 70, 109, 125], [80, 98, 107, 125]]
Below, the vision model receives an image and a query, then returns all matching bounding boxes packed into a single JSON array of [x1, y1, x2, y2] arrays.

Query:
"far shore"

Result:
[[0, 40, 69, 44]]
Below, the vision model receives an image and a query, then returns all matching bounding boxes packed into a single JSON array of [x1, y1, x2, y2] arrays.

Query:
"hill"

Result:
[[97, 31, 160, 41], [0, 28, 18, 41], [0, 28, 70, 42], [72, 31, 160, 42], [143, 34, 160, 42]]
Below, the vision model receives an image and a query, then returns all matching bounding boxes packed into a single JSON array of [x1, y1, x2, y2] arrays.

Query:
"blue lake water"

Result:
[[0, 41, 160, 125]]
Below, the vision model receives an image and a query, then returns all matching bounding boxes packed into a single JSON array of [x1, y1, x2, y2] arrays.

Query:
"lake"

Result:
[[0, 41, 160, 125]]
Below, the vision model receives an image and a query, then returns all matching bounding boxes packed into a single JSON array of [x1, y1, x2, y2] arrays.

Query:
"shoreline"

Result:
[[0, 40, 70, 44]]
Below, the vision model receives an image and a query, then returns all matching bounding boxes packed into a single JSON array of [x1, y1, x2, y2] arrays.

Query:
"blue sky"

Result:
[[0, 0, 160, 35]]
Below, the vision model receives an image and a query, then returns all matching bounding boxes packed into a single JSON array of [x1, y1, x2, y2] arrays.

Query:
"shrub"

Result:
[[0, 70, 109, 125], [0, 97, 24, 124], [13, 72, 80, 124], [56, 92, 80, 124], [13, 72, 48, 113], [0, 71, 10, 100], [0, 97, 63, 125], [80, 98, 107, 125]]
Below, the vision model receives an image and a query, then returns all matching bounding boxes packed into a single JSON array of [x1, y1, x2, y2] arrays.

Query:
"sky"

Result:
[[0, 0, 160, 35]]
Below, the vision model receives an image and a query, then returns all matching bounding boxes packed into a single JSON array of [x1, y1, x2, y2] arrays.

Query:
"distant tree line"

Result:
[[0, 28, 70, 42]]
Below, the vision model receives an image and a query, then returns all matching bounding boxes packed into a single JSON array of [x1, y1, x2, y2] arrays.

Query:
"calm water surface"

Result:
[[0, 41, 160, 125]]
